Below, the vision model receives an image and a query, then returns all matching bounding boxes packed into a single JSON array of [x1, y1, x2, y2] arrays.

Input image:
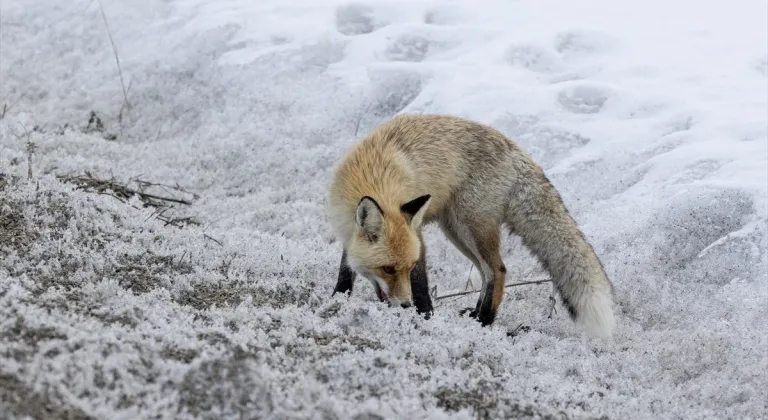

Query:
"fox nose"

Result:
[[400, 301, 412, 309]]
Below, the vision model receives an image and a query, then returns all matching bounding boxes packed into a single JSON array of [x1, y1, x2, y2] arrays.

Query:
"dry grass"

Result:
[[58, 171, 199, 227]]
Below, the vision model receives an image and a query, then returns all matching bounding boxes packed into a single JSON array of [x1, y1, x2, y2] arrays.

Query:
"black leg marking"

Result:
[[332, 249, 356, 296], [475, 280, 496, 326], [411, 240, 433, 320]]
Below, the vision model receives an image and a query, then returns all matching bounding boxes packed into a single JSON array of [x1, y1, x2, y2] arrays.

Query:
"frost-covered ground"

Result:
[[1, 0, 767, 418]]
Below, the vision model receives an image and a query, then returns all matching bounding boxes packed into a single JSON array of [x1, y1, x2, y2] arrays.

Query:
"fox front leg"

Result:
[[409, 230, 433, 319], [410, 250, 433, 320], [332, 249, 356, 296]]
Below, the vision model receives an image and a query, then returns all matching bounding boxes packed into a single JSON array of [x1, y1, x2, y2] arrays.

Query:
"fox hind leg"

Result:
[[332, 249, 356, 296], [440, 215, 507, 326], [470, 226, 507, 326]]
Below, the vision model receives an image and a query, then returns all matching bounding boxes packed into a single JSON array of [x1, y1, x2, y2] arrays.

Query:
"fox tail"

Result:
[[505, 168, 616, 337]]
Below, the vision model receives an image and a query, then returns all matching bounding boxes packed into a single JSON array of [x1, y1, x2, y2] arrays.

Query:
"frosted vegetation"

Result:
[[1, 0, 766, 419]]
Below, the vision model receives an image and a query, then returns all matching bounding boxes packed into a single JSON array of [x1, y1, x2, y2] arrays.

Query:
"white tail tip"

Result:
[[575, 288, 616, 338]]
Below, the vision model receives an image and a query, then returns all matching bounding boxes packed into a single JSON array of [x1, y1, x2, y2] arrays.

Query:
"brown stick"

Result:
[[435, 278, 552, 301]]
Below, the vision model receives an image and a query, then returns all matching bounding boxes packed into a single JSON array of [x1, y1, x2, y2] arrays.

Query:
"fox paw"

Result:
[[476, 311, 495, 327], [461, 307, 496, 326], [417, 307, 433, 320]]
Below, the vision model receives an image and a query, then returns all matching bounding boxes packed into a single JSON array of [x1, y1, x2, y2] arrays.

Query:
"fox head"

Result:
[[346, 194, 432, 308]]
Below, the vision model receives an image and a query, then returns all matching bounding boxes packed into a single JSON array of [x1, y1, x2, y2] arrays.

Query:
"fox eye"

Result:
[[381, 266, 396, 275]]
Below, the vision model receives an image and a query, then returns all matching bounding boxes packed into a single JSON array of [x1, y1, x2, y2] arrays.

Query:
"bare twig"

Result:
[[163, 216, 200, 227], [354, 113, 363, 137], [177, 251, 188, 267], [134, 191, 192, 206], [464, 265, 475, 292], [434, 278, 552, 301], [506, 323, 531, 338], [353, 100, 373, 137], [204, 234, 224, 247], [0, 93, 26, 120], [96, 0, 131, 112], [546, 283, 558, 319], [12, 123, 35, 180], [134, 178, 200, 200], [26, 140, 35, 180]]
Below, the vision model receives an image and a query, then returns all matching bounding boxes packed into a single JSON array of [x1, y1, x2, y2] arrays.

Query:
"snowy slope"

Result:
[[1, 0, 766, 419]]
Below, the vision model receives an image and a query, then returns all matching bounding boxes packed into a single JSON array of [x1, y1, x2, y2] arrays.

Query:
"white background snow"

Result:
[[1, 0, 766, 418]]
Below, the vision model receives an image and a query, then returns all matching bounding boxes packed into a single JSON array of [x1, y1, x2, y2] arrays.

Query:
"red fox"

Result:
[[327, 114, 616, 337]]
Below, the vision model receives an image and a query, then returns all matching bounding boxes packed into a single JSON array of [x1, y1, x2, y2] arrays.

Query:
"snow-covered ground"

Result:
[[1, 0, 766, 418]]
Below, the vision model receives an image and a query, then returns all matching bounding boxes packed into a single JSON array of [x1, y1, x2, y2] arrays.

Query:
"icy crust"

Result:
[[1, 0, 767, 418]]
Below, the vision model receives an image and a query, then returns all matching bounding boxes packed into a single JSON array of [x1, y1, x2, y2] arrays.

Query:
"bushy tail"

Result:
[[505, 167, 616, 338]]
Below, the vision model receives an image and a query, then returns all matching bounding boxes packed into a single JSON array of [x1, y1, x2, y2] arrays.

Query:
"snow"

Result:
[[1, 0, 766, 418]]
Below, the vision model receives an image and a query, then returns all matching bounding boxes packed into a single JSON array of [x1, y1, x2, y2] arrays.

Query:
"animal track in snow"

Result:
[[554, 30, 618, 59], [635, 136, 687, 164], [423, 6, 464, 25], [672, 159, 723, 184], [505, 44, 565, 73], [385, 34, 430, 62], [553, 158, 650, 206], [335, 3, 386, 35], [557, 84, 612, 114], [351, 69, 424, 134], [369, 70, 422, 116], [494, 114, 590, 169], [661, 115, 695, 136]]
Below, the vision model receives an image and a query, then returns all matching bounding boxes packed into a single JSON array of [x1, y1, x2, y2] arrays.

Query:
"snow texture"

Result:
[[1, 0, 767, 419]]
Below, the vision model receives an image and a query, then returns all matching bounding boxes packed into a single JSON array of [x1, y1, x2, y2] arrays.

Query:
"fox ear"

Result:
[[401, 194, 431, 228], [356, 196, 383, 242]]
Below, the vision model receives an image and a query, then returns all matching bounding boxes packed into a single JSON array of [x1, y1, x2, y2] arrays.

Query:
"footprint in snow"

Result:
[[505, 44, 565, 74], [557, 84, 612, 114], [493, 114, 590, 169], [661, 115, 695, 137], [385, 34, 431, 62], [554, 30, 619, 60], [423, 6, 464, 25], [672, 159, 723, 185], [352, 69, 424, 133], [335, 3, 387, 36]]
